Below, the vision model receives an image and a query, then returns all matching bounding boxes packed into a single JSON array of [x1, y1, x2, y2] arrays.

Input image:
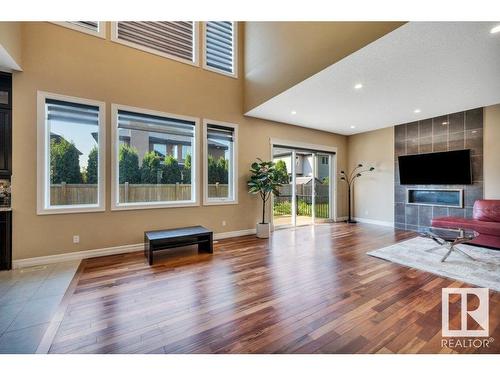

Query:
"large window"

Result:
[[111, 105, 199, 210], [111, 22, 199, 66], [203, 22, 237, 77], [37, 92, 106, 214], [203, 120, 238, 205]]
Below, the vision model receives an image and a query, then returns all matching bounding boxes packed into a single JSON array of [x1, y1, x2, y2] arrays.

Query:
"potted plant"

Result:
[[247, 159, 282, 238]]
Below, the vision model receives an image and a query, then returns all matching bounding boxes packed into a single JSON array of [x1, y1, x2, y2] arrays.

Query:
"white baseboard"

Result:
[[12, 228, 257, 269], [12, 243, 144, 269], [353, 217, 394, 227], [336, 216, 348, 222], [214, 228, 256, 240]]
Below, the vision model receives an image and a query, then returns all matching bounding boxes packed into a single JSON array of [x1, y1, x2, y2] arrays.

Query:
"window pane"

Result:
[[206, 21, 234, 74], [69, 21, 99, 32], [181, 145, 191, 160], [207, 124, 234, 200], [46, 99, 100, 207], [116, 22, 195, 62], [117, 109, 195, 204]]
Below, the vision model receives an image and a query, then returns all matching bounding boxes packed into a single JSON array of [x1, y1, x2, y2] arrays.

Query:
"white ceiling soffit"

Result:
[[0, 44, 22, 72], [245, 22, 500, 136]]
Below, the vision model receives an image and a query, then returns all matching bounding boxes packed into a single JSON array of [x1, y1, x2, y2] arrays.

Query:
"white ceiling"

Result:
[[245, 22, 500, 136]]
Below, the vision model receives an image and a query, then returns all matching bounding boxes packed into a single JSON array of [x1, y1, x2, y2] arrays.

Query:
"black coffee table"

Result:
[[420, 227, 479, 262]]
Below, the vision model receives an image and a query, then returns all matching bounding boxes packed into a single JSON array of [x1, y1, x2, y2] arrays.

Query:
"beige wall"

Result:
[[484, 104, 500, 199], [243, 21, 404, 112], [0, 22, 22, 70], [347, 127, 394, 224], [11, 22, 348, 260]]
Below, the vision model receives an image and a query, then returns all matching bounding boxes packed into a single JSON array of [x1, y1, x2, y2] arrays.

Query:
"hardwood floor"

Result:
[[44, 223, 499, 354]]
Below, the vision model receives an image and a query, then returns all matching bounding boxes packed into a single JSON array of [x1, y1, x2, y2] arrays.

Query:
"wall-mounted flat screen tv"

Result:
[[398, 149, 472, 185]]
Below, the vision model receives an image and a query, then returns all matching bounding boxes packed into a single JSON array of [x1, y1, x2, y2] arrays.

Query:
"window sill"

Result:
[[202, 199, 238, 206], [37, 206, 105, 215], [111, 201, 199, 211], [202, 64, 238, 79]]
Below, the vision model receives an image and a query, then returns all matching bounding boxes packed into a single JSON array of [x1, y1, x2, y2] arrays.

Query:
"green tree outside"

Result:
[[183, 154, 191, 184], [50, 138, 82, 184], [207, 155, 229, 184], [140, 151, 164, 184], [162, 155, 182, 184], [274, 160, 290, 184], [86, 146, 98, 184], [119, 144, 141, 184]]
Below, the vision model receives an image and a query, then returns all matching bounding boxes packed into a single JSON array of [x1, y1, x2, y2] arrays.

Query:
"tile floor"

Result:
[[0, 261, 79, 353]]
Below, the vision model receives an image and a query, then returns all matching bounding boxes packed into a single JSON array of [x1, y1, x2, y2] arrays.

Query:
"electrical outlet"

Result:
[[73, 235, 80, 244], [222, 220, 227, 226]]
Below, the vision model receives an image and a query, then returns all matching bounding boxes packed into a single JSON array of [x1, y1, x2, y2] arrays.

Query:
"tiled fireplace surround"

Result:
[[394, 107, 484, 231]]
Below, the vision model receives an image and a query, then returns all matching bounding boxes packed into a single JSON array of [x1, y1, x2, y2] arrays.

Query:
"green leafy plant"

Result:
[[273, 200, 292, 215], [247, 159, 283, 224]]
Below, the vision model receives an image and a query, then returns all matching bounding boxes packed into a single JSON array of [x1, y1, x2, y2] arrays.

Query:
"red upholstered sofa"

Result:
[[431, 200, 500, 249]]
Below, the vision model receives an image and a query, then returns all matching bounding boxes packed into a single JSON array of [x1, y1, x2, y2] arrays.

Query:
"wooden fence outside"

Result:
[[275, 183, 330, 203], [50, 183, 229, 205]]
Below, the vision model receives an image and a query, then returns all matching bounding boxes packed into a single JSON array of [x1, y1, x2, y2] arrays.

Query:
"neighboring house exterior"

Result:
[[116, 129, 227, 166], [50, 132, 82, 155], [273, 153, 329, 182], [92, 130, 228, 166]]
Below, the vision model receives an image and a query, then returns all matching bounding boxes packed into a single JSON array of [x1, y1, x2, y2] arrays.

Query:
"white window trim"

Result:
[[111, 104, 200, 211], [37, 91, 106, 215], [110, 22, 200, 67], [202, 119, 238, 206], [202, 22, 238, 78], [51, 22, 106, 39]]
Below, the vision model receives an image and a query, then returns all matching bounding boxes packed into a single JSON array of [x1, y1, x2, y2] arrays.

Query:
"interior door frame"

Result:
[[269, 138, 338, 228]]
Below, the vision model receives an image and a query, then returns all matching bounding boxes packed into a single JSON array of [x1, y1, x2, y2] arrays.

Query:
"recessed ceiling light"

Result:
[[490, 25, 500, 34], [350, 125, 356, 129], [291, 110, 297, 115], [414, 109, 421, 114], [354, 83, 363, 90], [442, 121, 449, 125]]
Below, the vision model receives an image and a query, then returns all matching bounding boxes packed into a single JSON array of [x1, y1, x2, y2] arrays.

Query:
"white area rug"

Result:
[[367, 237, 500, 292]]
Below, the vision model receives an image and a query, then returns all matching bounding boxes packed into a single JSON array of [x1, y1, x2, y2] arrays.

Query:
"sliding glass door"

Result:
[[272, 148, 294, 227], [272, 146, 334, 228], [314, 153, 331, 223], [295, 151, 314, 226]]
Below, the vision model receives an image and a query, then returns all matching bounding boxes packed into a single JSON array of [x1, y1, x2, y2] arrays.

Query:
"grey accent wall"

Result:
[[394, 108, 484, 231]]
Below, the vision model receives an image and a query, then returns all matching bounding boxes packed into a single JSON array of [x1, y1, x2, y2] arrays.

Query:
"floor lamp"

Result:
[[340, 164, 375, 224]]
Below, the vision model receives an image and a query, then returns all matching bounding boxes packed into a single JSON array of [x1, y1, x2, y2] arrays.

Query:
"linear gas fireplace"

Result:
[[406, 188, 463, 208]]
